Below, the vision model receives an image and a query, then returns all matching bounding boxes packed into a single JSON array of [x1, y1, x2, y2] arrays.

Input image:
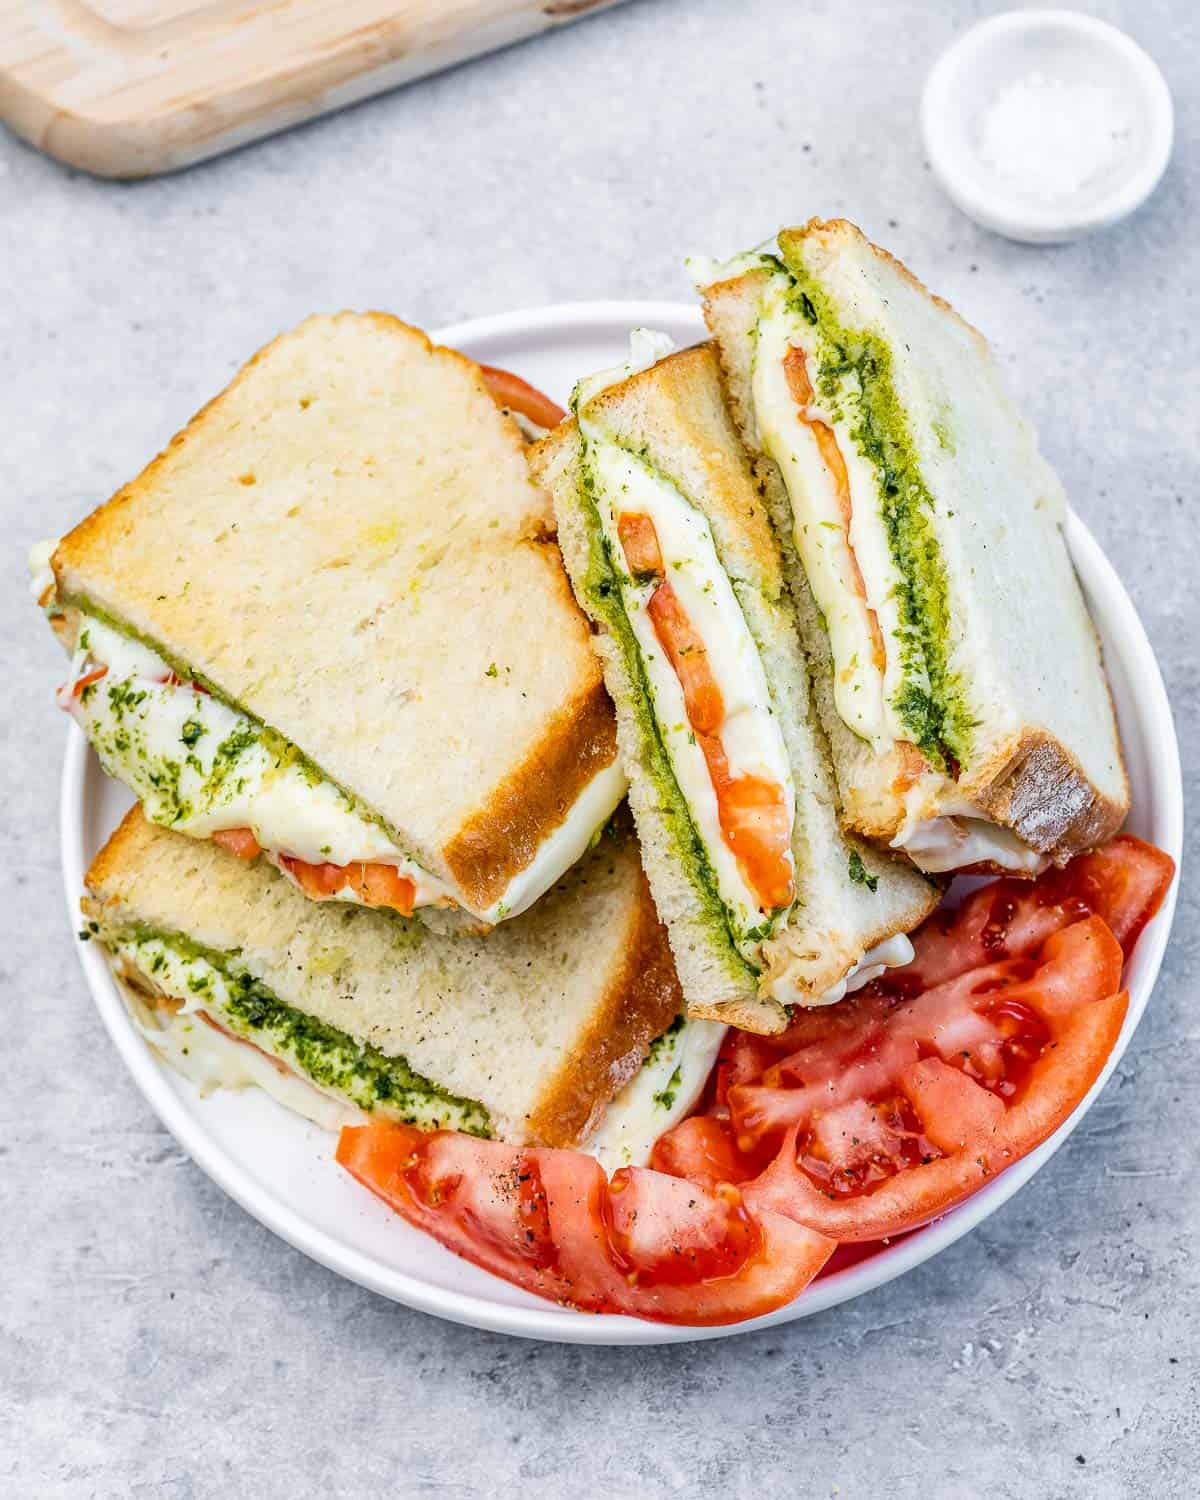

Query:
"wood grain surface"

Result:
[[0, 0, 626, 177]]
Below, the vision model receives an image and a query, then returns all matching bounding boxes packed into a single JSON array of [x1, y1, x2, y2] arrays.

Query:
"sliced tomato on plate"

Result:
[[479, 365, 566, 431], [337, 1121, 834, 1325], [879, 834, 1175, 996], [654, 915, 1128, 1242], [337, 840, 1172, 1320], [649, 1115, 749, 1188], [1036, 835, 1175, 954]]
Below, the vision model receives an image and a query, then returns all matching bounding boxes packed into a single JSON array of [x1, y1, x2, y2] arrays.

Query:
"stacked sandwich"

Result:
[[38, 223, 1145, 1323], [40, 313, 702, 1167]]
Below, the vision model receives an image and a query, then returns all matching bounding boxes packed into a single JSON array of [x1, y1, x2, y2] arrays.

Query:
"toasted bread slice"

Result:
[[52, 314, 621, 920], [701, 221, 1128, 869], [85, 807, 681, 1148], [530, 343, 937, 1035]]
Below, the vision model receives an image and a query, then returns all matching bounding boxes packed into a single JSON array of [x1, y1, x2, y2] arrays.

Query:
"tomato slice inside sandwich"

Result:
[[210, 830, 417, 916], [782, 344, 885, 671], [276, 852, 416, 916], [617, 511, 794, 914], [336, 1121, 834, 1326]]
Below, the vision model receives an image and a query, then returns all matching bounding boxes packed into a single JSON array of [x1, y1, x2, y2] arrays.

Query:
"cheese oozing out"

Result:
[[583, 1015, 727, 1173], [809, 932, 915, 1007], [106, 933, 490, 1134], [115, 927, 727, 1173], [60, 609, 626, 921], [579, 413, 796, 956], [747, 276, 1044, 876], [892, 779, 1049, 875], [111, 936, 366, 1130], [28, 538, 57, 606], [117, 952, 362, 1133]]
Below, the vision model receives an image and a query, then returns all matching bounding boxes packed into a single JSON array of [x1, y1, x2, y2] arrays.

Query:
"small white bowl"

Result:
[[922, 9, 1173, 243]]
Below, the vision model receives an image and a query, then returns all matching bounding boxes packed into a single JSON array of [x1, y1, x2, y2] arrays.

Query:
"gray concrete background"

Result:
[[2, 1, 1196, 1495]]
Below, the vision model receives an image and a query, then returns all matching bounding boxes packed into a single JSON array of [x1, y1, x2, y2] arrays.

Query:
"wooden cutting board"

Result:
[[0, 0, 627, 178]]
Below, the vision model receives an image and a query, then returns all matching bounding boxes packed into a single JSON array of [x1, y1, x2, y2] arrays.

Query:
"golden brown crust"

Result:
[[527, 855, 684, 1146], [442, 659, 618, 909], [82, 803, 150, 904], [971, 726, 1129, 862]]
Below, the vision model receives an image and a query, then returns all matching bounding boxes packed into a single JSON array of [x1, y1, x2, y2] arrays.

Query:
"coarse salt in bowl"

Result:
[[922, 9, 1174, 243]]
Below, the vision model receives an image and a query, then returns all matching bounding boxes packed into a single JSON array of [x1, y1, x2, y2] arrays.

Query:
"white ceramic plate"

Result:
[[61, 301, 1182, 1345]]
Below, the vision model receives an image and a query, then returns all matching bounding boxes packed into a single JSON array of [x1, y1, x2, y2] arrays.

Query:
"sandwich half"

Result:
[[84, 807, 686, 1155], [529, 337, 937, 1036], [40, 314, 625, 929], [697, 220, 1128, 876]]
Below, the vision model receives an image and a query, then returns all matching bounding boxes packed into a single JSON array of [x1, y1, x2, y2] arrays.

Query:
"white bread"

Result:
[[85, 807, 682, 1148], [529, 344, 937, 1035], [701, 221, 1128, 861], [53, 314, 617, 912]]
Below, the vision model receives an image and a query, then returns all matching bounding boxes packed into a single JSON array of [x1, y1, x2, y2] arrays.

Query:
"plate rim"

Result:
[[60, 299, 1184, 1345]]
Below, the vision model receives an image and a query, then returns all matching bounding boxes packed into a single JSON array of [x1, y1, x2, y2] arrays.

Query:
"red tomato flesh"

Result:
[[276, 853, 416, 916], [71, 666, 108, 697], [336, 1121, 834, 1326], [479, 365, 566, 431], [878, 834, 1176, 998], [161, 673, 210, 693], [654, 914, 1129, 1241], [211, 827, 263, 861], [616, 512, 664, 577]]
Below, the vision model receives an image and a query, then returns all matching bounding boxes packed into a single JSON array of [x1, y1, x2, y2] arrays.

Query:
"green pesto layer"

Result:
[[78, 667, 263, 832], [773, 245, 973, 773], [573, 429, 758, 989], [64, 594, 429, 864], [111, 923, 491, 1135]]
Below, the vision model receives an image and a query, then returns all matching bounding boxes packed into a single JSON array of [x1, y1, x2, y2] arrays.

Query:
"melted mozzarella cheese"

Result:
[[65, 611, 626, 919], [476, 756, 628, 923], [892, 778, 1048, 874], [112, 940, 363, 1132], [752, 283, 910, 750], [28, 538, 57, 604], [64, 614, 453, 901], [574, 326, 676, 409], [811, 932, 915, 1007], [684, 247, 777, 289], [580, 425, 795, 947], [895, 816, 1048, 875], [584, 1017, 726, 1173]]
